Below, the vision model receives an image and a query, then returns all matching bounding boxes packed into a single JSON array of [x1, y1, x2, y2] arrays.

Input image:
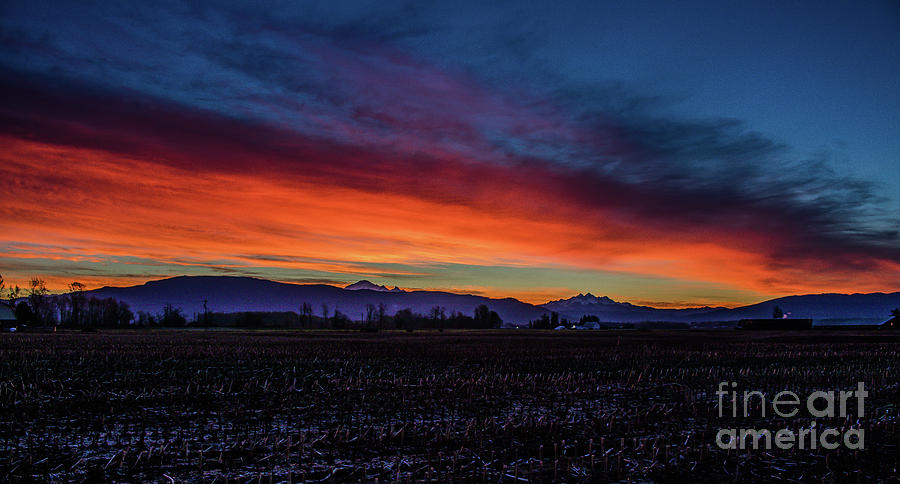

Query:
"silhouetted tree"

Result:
[[7, 283, 21, 309], [67, 282, 86, 328], [27, 278, 49, 325], [332, 309, 349, 329], [15, 301, 34, 325], [377, 303, 387, 329], [300, 302, 314, 328], [394, 308, 414, 330], [161, 304, 186, 327], [429, 305, 446, 330], [473, 304, 502, 328], [531, 313, 551, 329], [0, 274, 15, 310], [773, 306, 784, 319], [365, 304, 377, 328], [137, 311, 157, 326], [474, 304, 490, 325], [490, 310, 502, 328], [0, 275, 20, 324], [892, 308, 900, 318], [84, 297, 132, 328]]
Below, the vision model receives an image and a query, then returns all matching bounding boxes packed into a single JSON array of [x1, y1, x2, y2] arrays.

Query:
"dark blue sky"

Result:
[[5, 1, 897, 198], [397, 1, 900, 198]]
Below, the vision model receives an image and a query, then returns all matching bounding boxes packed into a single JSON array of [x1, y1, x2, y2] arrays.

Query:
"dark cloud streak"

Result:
[[2, 63, 898, 280]]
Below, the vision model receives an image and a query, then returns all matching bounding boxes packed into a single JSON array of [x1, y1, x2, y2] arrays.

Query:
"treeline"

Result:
[[527, 312, 686, 330], [526, 312, 620, 329], [195, 304, 503, 330], [529, 311, 567, 329], [528, 312, 613, 329], [0, 275, 504, 330], [0, 277, 133, 328]]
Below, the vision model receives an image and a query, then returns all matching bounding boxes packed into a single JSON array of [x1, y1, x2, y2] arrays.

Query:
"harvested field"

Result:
[[1, 330, 898, 482]]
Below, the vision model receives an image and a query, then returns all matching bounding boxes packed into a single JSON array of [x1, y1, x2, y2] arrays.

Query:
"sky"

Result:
[[1, 0, 899, 307]]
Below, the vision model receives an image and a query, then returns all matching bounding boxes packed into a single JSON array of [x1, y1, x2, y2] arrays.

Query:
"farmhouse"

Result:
[[0, 302, 16, 328]]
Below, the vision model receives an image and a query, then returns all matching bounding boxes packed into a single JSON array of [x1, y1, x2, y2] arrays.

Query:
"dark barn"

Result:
[[814, 316, 898, 331], [738, 318, 813, 330]]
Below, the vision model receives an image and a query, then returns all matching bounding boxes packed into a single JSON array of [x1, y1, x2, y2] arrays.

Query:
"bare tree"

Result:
[[429, 305, 446, 331], [772, 306, 784, 319], [7, 284, 20, 309], [68, 282, 86, 328], [365, 304, 376, 328], [28, 278, 49, 324], [300, 302, 313, 328], [1, 273, 21, 308], [376, 303, 387, 329]]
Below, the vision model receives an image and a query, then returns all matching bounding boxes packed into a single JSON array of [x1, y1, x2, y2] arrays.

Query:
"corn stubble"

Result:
[[0, 330, 897, 482]]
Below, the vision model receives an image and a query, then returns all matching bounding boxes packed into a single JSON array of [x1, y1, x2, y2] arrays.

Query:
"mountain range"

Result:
[[79, 276, 900, 324], [86, 276, 545, 323], [542, 293, 724, 323], [541, 292, 900, 323]]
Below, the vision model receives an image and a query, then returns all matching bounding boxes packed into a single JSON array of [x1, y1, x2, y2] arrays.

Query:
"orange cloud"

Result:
[[3, 134, 898, 305]]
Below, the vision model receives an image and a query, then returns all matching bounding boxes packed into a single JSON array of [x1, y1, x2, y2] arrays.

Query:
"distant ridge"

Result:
[[540, 291, 900, 323], [85, 276, 544, 324], [74, 276, 900, 324], [696, 292, 900, 322]]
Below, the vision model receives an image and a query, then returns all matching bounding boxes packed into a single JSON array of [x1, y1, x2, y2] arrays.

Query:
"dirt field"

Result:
[[1, 330, 898, 482]]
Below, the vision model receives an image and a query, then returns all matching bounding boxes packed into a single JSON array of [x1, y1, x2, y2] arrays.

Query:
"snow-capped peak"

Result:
[[345, 280, 404, 292], [542, 293, 627, 308]]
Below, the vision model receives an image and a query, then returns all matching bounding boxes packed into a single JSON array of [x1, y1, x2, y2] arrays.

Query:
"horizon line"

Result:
[[11, 273, 900, 311]]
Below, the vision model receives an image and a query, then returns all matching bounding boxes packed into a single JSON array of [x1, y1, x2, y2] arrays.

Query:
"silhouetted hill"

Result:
[[540, 292, 900, 323], [79, 276, 900, 325], [86, 276, 546, 324], [696, 292, 900, 322]]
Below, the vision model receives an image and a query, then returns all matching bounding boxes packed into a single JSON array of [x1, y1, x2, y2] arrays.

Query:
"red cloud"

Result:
[[2, 69, 898, 301]]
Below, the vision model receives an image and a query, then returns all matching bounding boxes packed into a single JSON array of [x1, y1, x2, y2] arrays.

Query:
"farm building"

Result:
[[738, 318, 813, 330], [814, 316, 898, 330], [0, 302, 16, 328]]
